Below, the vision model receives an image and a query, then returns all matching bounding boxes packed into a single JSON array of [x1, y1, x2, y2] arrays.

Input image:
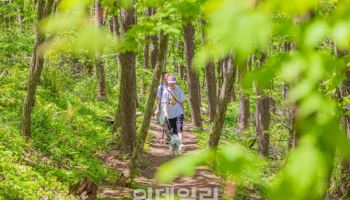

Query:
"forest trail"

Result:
[[98, 119, 222, 199]]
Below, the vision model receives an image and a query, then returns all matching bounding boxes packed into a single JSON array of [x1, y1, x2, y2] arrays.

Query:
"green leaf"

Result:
[[156, 150, 214, 183], [268, 136, 329, 200], [303, 20, 329, 48]]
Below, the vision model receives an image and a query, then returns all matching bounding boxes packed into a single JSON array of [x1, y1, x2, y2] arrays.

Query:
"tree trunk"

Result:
[[144, 35, 150, 69], [132, 31, 168, 167], [217, 59, 224, 97], [141, 8, 153, 98], [149, 8, 158, 69], [176, 40, 185, 80], [225, 57, 237, 101], [112, 12, 121, 80], [255, 53, 270, 157], [205, 62, 217, 122], [22, 0, 55, 138], [111, 10, 122, 133], [283, 42, 298, 149], [255, 95, 271, 157], [108, 17, 113, 33], [208, 56, 236, 148], [141, 34, 151, 97], [286, 91, 298, 149], [150, 34, 158, 69], [111, 14, 120, 37], [238, 95, 249, 132], [95, 0, 107, 100], [116, 3, 137, 155], [143, 7, 154, 69], [200, 19, 217, 122], [238, 60, 250, 133], [95, 57, 107, 100], [284, 77, 298, 150], [183, 22, 202, 128]]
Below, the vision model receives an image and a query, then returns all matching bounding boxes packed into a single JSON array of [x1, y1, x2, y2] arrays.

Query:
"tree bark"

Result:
[[255, 95, 271, 157], [149, 8, 158, 69], [282, 42, 298, 149], [95, 0, 107, 100], [143, 8, 154, 69], [108, 17, 113, 33], [218, 59, 224, 89], [200, 19, 217, 122], [144, 35, 150, 69], [140, 8, 153, 98], [116, 3, 137, 155], [222, 57, 237, 103], [132, 31, 168, 167], [205, 62, 217, 122], [95, 56, 107, 100], [255, 53, 270, 157], [111, 8, 123, 133], [111, 14, 120, 37], [150, 34, 158, 69], [183, 22, 202, 128], [111, 12, 121, 79], [111, 10, 122, 134], [176, 40, 185, 80], [238, 60, 250, 133], [208, 56, 236, 148], [22, 0, 55, 138], [286, 88, 298, 150], [238, 95, 249, 132]]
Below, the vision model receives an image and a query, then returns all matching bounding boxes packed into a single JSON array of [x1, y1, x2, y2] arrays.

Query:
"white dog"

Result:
[[169, 134, 181, 156]]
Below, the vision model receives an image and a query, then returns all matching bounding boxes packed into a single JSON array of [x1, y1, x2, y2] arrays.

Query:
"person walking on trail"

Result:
[[155, 72, 171, 144], [161, 75, 185, 148]]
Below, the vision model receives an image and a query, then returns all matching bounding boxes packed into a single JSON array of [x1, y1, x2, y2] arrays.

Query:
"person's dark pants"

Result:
[[165, 114, 184, 135]]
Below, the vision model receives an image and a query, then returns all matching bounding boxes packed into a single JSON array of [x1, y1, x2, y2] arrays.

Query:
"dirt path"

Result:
[[98, 120, 222, 199]]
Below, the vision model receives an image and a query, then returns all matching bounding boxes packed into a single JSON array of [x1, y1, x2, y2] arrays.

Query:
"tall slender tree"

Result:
[[200, 19, 217, 122], [238, 58, 250, 133], [132, 31, 168, 167], [255, 53, 271, 157], [217, 59, 224, 95], [183, 22, 202, 128], [208, 56, 236, 148], [141, 8, 154, 98], [22, 0, 55, 138], [144, 35, 150, 69], [143, 7, 155, 69], [149, 8, 158, 69], [283, 42, 298, 149], [111, 7, 122, 134], [116, 2, 137, 154], [95, 0, 107, 100], [176, 39, 185, 80]]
